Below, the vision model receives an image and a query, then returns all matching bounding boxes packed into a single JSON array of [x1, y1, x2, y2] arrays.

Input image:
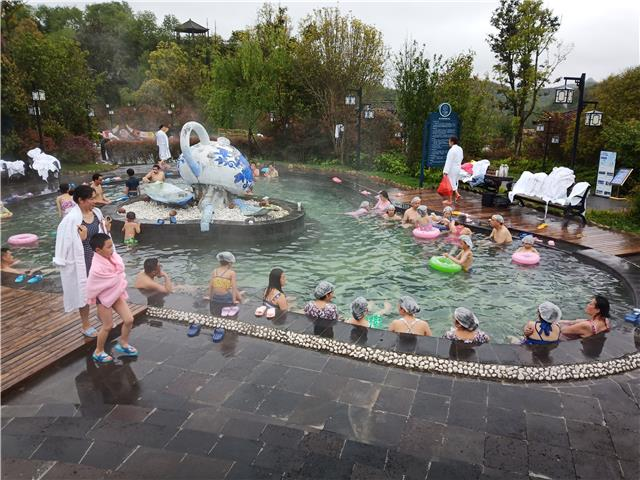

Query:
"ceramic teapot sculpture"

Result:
[[177, 122, 254, 232]]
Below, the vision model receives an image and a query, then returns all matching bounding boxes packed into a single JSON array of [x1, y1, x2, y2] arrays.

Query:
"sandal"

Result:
[[92, 351, 114, 363], [226, 306, 239, 317], [212, 328, 225, 343], [255, 305, 267, 317], [156, 219, 165, 225], [220, 306, 231, 317], [27, 271, 44, 284], [81, 326, 98, 338], [114, 343, 138, 357], [169, 216, 177, 224], [266, 307, 276, 319], [14, 274, 27, 284], [187, 323, 201, 337]]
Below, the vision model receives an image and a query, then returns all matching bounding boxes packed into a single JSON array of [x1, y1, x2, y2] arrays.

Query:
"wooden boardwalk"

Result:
[[0, 287, 146, 393], [394, 189, 640, 257]]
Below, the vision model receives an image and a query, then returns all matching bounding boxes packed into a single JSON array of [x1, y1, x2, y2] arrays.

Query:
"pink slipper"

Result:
[[226, 306, 239, 317], [266, 307, 276, 319], [255, 305, 267, 316], [220, 306, 231, 317]]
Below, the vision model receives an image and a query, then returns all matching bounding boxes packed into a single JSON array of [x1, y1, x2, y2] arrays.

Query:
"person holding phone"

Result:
[[54, 185, 112, 338]]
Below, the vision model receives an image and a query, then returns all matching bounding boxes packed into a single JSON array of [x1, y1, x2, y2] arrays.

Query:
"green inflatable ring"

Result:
[[428, 256, 462, 273]]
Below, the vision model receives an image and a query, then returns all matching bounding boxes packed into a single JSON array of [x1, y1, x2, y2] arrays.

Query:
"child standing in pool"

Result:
[[443, 234, 474, 272], [515, 235, 539, 255], [122, 212, 141, 245], [208, 252, 242, 311]]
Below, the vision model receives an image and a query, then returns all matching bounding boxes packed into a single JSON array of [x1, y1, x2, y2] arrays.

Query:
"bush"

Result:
[[18, 129, 57, 157], [57, 136, 98, 164], [373, 151, 410, 176], [105, 139, 159, 165]]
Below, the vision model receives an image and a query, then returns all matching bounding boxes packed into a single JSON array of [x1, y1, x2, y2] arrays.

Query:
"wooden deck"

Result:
[[0, 287, 146, 393], [394, 189, 640, 257]]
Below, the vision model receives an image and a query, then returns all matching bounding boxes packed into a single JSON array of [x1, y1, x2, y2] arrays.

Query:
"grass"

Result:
[[586, 209, 640, 234], [61, 162, 117, 174]]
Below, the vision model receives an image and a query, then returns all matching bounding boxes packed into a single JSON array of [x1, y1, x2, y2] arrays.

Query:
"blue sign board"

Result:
[[420, 103, 460, 187]]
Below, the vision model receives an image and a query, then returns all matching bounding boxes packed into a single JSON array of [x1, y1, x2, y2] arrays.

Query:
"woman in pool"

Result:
[[521, 301, 562, 345], [414, 205, 434, 230], [558, 296, 611, 339], [208, 251, 241, 311], [515, 235, 539, 255], [374, 190, 392, 213], [443, 307, 489, 344], [304, 280, 339, 321], [346, 296, 369, 327], [256, 268, 288, 316], [443, 235, 474, 272], [389, 296, 432, 336], [433, 206, 454, 230]]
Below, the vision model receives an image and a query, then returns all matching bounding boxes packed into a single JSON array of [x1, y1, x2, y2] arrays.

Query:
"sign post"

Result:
[[595, 151, 616, 197], [420, 103, 460, 187]]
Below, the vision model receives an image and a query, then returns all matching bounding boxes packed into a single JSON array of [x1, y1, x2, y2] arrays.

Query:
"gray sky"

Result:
[[31, 0, 640, 81]]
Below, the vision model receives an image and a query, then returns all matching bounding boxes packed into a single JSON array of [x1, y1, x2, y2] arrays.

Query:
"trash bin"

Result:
[[481, 192, 495, 207]]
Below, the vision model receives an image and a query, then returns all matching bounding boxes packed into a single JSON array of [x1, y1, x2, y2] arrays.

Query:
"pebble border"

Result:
[[147, 307, 640, 382]]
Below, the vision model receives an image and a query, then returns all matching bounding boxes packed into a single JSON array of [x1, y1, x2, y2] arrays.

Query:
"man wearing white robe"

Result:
[[442, 136, 463, 205], [156, 124, 171, 170]]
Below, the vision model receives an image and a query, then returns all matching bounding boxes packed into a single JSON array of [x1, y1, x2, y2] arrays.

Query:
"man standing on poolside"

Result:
[[155, 124, 171, 170], [443, 136, 463, 205], [402, 196, 421, 227], [489, 214, 513, 244]]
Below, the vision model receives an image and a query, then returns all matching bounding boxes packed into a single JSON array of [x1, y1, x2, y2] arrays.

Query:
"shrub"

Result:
[[105, 139, 159, 165], [18, 128, 57, 157], [57, 136, 98, 164], [373, 151, 410, 176]]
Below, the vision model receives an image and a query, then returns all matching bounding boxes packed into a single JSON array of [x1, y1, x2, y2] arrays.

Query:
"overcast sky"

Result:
[[31, 0, 640, 82]]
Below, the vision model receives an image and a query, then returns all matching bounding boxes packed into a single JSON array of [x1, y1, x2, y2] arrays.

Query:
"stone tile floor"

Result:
[[2, 319, 639, 479]]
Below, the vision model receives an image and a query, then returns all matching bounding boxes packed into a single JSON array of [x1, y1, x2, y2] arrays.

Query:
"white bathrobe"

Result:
[[53, 205, 109, 312], [443, 144, 464, 191], [156, 129, 171, 161]]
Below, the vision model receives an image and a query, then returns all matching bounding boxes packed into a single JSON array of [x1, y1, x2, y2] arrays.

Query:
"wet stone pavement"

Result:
[[2, 319, 639, 479]]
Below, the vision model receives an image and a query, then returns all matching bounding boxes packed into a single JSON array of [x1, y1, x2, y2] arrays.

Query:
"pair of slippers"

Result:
[[255, 305, 276, 319], [15, 271, 44, 284], [156, 216, 177, 225], [187, 323, 224, 343], [221, 306, 239, 317]]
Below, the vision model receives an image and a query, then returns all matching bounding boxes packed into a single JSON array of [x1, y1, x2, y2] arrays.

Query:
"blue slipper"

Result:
[[157, 219, 165, 225], [27, 273, 44, 284], [212, 328, 225, 343], [169, 216, 177, 224], [82, 326, 98, 338], [14, 274, 27, 283], [187, 323, 201, 337], [92, 352, 113, 363], [114, 343, 138, 357]]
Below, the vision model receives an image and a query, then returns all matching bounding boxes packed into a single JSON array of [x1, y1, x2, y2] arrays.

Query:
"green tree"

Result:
[[295, 7, 386, 160], [488, 0, 567, 156]]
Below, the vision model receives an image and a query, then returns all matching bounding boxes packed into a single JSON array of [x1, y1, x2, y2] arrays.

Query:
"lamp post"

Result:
[[31, 87, 46, 150], [534, 119, 553, 170], [168, 103, 175, 126], [554, 73, 603, 169], [345, 87, 363, 167], [86, 103, 95, 137]]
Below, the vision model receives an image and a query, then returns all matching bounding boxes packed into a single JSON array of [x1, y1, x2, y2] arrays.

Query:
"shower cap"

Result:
[[314, 280, 335, 299], [454, 307, 479, 331], [417, 205, 428, 216], [399, 295, 420, 314], [216, 251, 236, 263], [351, 297, 369, 320], [538, 301, 562, 323], [522, 235, 535, 245], [386, 205, 396, 212], [359, 201, 370, 209], [411, 196, 421, 204], [491, 214, 505, 224], [443, 206, 453, 214], [459, 235, 473, 249]]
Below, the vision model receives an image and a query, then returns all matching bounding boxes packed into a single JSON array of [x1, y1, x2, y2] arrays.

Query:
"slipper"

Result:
[[226, 306, 239, 317], [27, 272, 44, 284], [114, 343, 138, 357], [266, 307, 276, 319], [14, 274, 27, 283], [187, 323, 201, 337], [82, 326, 98, 338], [220, 306, 231, 317], [212, 327, 225, 343], [255, 305, 267, 317], [169, 216, 177, 224], [92, 351, 113, 363], [156, 219, 165, 225]]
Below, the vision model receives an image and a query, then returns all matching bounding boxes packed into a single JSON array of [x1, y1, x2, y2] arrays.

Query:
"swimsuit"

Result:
[[263, 290, 282, 309], [589, 318, 610, 335], [400, 317, 417, 334], [523, 322, 559, 345], [81, 215, 101, 275], [210, 268, 233, 305], [304, 302, 338, 321], [60, 199, 74, 217]]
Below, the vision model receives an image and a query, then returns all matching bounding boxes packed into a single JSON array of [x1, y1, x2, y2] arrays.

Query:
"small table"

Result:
[[483, 174, 514, 194]]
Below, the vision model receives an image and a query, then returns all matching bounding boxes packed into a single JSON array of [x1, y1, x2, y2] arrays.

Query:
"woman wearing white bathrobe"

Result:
[[53, 185, 111, 337], [442, 136, 464, 205]]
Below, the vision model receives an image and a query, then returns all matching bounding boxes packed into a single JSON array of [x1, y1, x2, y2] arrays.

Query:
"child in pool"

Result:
[[515, 235, 539, 255], [122, 212, 141, 245], [449, 214, 472, 236], [384, 205, 402, 221], [208, 251, 242, 307], [443, 234, 474, 272], [415, 205, 434, 230], [433, 206, 453, 229]]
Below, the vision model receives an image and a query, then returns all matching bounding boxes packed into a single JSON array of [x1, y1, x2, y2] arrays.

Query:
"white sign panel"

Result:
[[595, 151, 616, 197]]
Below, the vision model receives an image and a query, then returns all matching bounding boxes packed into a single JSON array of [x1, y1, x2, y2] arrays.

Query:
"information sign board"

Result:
[[420, 103, 460, 186], [595, 151, 616, 197]]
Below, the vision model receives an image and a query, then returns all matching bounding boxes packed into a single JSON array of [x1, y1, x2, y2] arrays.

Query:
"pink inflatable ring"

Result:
[[512, 251, 540, 265], [8, 233, 39, 246], [332, 177, 342, 184], [413, 227, 440, 240]]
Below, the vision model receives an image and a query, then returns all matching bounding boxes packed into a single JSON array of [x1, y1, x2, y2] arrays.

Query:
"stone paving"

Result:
[[2, 319, 639, 479]]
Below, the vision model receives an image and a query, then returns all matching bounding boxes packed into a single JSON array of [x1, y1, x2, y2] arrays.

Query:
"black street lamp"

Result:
[[86, 103, 95, 137], [106, 104, 114, 129], [554, 73, 603, 169], [168, 103, 175, 126], [30, 86, 46, 150], [345, 87, 363, 166], [534, 119, 556, 171]]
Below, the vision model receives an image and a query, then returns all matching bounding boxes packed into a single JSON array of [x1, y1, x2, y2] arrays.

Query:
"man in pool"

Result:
[[1, 247, 24, 274], [134, 258, 174, 294], [143, 164, 166, 183], [401, 196, 421, 227], [91, 174, 111, 206], [489, 214, 513, 244]]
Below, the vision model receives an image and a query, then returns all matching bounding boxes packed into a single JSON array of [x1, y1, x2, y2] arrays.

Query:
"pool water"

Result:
[[1, 171, 634, 342]]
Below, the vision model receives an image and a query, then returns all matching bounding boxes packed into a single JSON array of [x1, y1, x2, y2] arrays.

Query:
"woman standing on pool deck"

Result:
[[54, 185, 112, 338], [389, 296, 432, 336]]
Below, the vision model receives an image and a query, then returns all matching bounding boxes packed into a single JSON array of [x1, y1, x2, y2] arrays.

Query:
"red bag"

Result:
[[437, 175, 453, 197]]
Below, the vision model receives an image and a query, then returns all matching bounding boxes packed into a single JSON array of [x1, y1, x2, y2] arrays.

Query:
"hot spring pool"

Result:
[[1, 171, 634, 342]]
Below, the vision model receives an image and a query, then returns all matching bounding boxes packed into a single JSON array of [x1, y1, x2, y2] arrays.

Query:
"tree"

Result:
[[295, 7, 386, 160], [488, 0, 568, 156]]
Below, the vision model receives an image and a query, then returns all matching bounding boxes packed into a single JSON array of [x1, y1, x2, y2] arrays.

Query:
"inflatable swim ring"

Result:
[[0, 206, 13, 219], [413, 227, 440, 240], [512, 251, 540, 265], [8, 233, 38, 246], [429, 256, 462, 273], [332, 177, 342, 184]]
